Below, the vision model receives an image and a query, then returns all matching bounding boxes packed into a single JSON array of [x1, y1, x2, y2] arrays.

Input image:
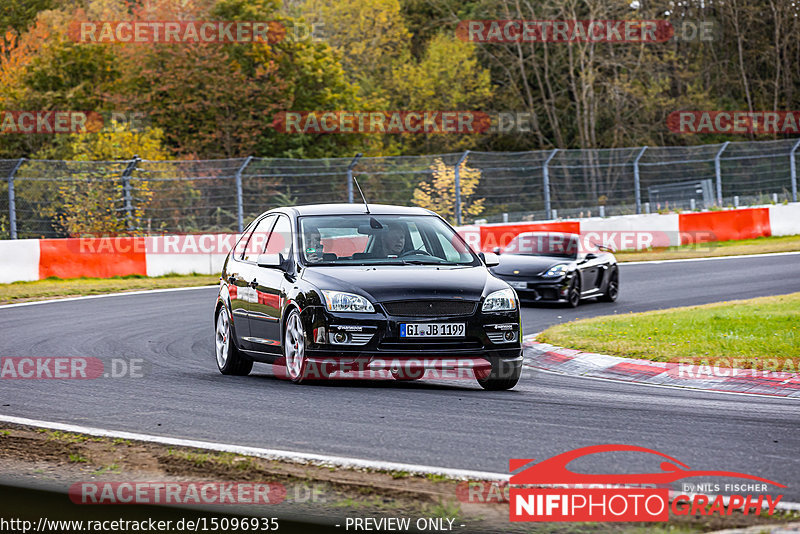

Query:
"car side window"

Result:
[[232, 221, 256, 259], [265, 215, 292, 257], [242, 215, 276, 262]]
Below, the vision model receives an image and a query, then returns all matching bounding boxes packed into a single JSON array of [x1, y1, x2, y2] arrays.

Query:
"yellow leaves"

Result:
[[412, 156, 485, 223]]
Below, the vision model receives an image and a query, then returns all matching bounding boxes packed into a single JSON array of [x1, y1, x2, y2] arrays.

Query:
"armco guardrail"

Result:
[[1, 204, 798, 284]]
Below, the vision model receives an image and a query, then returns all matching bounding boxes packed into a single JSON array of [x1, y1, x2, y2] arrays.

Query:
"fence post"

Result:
[[347, 153, 363, 203], [454, 150, 470, 226], [543, 149, 558, 219], [235, 156, 253, 232], [633, 146, 647, 214], [714, 141, 730, 206], [7, 158, 25, 239], [790, 139, 800, 203], [121, 155, 140, 232]]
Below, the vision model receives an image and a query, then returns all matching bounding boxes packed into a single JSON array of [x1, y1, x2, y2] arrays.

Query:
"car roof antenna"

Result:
[[352, 173, 370, 214]]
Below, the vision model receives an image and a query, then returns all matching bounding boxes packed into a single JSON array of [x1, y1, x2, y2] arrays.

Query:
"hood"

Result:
[[490, 254, 575, 276], [301, 265, 497, 302]]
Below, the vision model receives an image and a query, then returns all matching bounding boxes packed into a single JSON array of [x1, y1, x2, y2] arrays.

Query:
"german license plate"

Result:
[[400, 323, 465, 338], [508, 281, 527, 290]]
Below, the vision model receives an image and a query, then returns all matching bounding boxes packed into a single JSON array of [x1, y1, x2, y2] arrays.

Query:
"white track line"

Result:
[[0, 414, 506, 481], [0, 285, 218, 309], [621, 250, 800, 265]]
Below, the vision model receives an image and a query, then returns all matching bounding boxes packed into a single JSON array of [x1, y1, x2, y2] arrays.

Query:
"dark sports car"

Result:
[[490, 232, 619, 307], [214, 204, 522, 390]]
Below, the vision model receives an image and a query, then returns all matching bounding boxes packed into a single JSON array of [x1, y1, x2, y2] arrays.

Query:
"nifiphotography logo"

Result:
[[508, 444, 785, 522]]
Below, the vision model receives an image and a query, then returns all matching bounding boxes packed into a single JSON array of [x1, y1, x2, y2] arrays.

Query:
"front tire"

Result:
[[215, 303, 253, 376], [599, 268, 619, 302], [283, 309, 309, 384], [566, 275, 581, 308], [476, 359, 521, 391]]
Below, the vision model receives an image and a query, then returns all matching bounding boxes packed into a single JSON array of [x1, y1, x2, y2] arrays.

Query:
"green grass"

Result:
[[0, 273, 218, 304], [616, 233, 800, 262], [539, 293, 800, 370]]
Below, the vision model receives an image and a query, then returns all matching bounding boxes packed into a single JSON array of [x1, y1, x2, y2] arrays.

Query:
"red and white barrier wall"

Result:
[[458, 204, 800, 252], [1, 204, 799, 284]]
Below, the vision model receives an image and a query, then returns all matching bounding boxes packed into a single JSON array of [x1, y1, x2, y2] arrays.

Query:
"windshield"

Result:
[[503, 233, 579, 259], [298, 214, 479, 266]]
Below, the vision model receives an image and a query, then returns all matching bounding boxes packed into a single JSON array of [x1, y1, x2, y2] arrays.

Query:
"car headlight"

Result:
[[322, 290, 375, 312], [482, 288, 517, 312], [542, 264, 568, 278]]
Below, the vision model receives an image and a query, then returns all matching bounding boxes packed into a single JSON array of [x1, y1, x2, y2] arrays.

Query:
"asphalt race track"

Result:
[[1, 253, 799, 499]]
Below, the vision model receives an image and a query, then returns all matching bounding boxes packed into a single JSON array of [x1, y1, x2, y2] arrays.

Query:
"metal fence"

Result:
[[2, 138, 799, 239]]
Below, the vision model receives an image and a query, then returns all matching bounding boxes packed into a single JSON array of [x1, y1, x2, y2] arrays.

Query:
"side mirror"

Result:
[[257, 253, 284, 268], [492, 246, 501, 255], [480, 252, 500, 267], [584, 253, 598, 261]]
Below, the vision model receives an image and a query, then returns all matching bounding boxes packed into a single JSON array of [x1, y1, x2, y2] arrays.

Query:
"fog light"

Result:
[[333, 332, 349, 344], [504, 331, 517, 342]]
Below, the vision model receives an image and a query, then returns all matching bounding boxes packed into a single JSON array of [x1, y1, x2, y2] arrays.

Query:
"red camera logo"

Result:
[[508, 444, 784, 522]]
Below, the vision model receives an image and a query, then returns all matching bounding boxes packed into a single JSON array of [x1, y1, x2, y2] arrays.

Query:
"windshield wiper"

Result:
[[399, 259, 444, 265]]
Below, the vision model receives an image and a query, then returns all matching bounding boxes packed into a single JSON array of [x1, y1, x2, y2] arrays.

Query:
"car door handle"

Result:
[[249, 278, 258, 289]]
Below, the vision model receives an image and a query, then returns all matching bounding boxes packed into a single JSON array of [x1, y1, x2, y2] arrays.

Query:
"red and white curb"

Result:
[[522, 335, 800, 399]]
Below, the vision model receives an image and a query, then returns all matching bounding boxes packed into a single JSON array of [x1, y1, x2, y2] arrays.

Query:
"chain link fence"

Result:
[[2, 138, 799, 239]]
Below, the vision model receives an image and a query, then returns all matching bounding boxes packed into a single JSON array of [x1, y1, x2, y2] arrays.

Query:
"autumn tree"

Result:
[[412, 156, 484, 223], [32, 120, 170, 235]]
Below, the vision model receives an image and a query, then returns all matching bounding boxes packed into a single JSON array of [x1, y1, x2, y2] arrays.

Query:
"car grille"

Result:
[[381, 300, 477, 317]]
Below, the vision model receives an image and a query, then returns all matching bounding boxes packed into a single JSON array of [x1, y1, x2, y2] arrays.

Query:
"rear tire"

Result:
[[215, 303, 253, 376], [599, 268, 619, 302], [476, 359, 521, 391]]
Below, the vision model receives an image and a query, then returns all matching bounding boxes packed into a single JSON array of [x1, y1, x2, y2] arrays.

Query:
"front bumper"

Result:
[[495, 276, 571, 302], [299, 304, 523, 364]]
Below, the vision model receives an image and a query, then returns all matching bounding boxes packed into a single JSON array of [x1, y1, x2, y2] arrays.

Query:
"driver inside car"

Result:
[[376, 224, 406, 257], [304, 228, 324, 263]]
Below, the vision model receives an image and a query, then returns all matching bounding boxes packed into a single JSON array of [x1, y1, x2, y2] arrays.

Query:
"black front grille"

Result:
[[382, 300, 477, 317]]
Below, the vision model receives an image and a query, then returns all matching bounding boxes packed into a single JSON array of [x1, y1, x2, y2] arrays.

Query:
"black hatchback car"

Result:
[[214, 204, 522, 390]]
